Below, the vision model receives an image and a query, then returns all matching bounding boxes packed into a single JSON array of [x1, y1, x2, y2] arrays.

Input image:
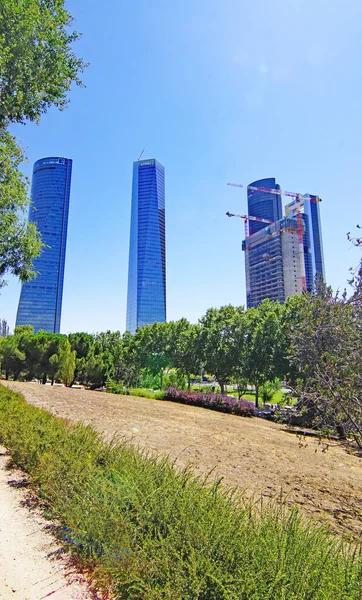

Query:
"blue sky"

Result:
[[2, 0, 362, 333]]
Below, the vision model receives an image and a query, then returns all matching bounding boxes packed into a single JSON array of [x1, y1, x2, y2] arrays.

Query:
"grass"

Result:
[[0, 383, 361, 599], [129, 388, 164, 400]]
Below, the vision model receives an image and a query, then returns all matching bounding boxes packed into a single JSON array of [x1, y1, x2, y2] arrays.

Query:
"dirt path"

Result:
[[3, 381, 362, 537], [0, 445, 100, 600]]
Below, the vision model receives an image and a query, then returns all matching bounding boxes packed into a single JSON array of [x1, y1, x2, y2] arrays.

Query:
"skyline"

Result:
[[1, 0, 361, 333]]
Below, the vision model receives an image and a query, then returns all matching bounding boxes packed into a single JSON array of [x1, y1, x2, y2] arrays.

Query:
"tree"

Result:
[[0, 130, 43, 287], [200, 305, 246, 393], [0, 335, 25, 379], [57, 338, 76, 387], [289, 276, 362, 442], [0, 0, 87, 286], [243, 300, 282, 408], [167, 319, 201, 390], [0, 0, 87, 126], [24, 331, 64, 383]]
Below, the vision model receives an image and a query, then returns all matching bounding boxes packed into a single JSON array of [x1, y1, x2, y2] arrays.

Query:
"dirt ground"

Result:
[[0, 445, 101, 600], [3, 381, 362, 538]]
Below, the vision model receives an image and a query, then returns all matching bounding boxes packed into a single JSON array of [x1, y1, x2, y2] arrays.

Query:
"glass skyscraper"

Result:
[[16, 157, 72, 333], [247, 177, 282, 235], [285, 194, 325, 291], [126, 158, 166, 334]]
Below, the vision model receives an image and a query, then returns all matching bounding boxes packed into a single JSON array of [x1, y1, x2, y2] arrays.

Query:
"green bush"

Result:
[[0, 384, 361, 600], [260, 379, 282, 403], [129, 388, 164, 400]]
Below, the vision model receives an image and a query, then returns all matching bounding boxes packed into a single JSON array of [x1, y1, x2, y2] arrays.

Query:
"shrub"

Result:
[[164, 386, 255, 417], [260, 378, 282, 403], [0, 384, 361, 599], [129, 388, 164, 400]]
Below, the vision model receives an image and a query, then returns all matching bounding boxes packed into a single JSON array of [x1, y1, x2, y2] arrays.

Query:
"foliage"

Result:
[[0, 384, 361, 599], [167, 319, 201, 389], [164, 386, 255, 417], [57, 338, 76, 387], [199, 305, 247, 392], [260, 379, 282, 403], [129, 388, 165, 400], [242, 299, 284, 408], [0, 0, 87, 125], [289, 276, 362, 443], [0, 335, 25, 379], [145, 352, 171, 389], [0, 0, 86, 286], [0, 129, 43, 287]]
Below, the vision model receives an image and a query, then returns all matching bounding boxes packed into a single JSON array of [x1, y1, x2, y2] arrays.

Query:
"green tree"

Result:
[[0, 335, 25, 379], [24, 331, 64, 383], [57, 338, 76, 387], [0, 0, 87, 125], [243, 300, 282, 408], [167, 319, 202, 390], [0, 130, 43, 287], [289, 276, 362, 442], [69, 332, 95, 384], [200, 305, 246, 393], [0, 0, 86, 287]]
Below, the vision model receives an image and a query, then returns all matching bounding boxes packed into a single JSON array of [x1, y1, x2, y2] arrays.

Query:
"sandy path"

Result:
[[0, 446, 101, 600], [2, 381, 362, 537]]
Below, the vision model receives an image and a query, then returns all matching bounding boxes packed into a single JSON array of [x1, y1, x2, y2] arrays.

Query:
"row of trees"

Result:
[[1, 268, 361, 442]]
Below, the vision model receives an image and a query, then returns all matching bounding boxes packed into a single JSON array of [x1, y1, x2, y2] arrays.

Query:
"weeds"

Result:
[[0, 384, 361, 599]]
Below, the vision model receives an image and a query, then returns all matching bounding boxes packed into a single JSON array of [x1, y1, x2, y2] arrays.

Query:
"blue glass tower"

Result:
[[16, 157, 72, 333], [247, 177, 282, 235], [126, 159, 166, 334]]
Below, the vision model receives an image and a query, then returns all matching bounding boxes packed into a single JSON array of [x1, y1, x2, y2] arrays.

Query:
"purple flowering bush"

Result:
[[164, 387, 255, 417]]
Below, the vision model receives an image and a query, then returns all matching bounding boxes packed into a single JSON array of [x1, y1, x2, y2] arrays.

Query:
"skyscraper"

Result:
[[247, 177, 282, 235], [244, 218, 305, 308], [242, 179, 325, 308], [16, 157, 72, 333], [285, 195, 325, 291], [126, 158, 166, 334]]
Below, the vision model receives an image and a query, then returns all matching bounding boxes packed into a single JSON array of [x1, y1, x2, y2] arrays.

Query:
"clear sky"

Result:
[[2, 0, 362, 333]]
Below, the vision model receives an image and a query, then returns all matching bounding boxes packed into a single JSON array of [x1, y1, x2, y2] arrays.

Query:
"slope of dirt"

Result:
[[3, 381, 362, 537], [0, 446, 101, 600]]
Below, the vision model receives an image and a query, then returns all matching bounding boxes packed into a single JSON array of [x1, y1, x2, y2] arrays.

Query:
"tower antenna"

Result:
[[137, 148, 145, 161]]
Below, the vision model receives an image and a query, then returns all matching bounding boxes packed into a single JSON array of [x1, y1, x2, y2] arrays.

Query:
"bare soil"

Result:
[[0, 445, 102, 600], [3, 381, 362, 538]]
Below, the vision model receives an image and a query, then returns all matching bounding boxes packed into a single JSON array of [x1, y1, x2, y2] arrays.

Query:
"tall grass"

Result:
[[0, 384, 361, 599]]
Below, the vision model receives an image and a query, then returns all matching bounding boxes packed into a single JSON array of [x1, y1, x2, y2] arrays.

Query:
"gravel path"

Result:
[[0, 446, 101, 600]]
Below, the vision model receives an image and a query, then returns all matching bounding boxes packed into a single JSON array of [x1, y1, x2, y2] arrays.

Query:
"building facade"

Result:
[[126, 159, 166, 334], [16, 157, 72, 333], [244, 218, 305, 308], [247, 177, 282, 235], [285, 195, 325, 291]]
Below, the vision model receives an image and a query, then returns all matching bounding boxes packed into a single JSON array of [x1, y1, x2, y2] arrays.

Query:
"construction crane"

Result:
[[227, 182, 322, 291], [226, 211, 273, 239], [137, 148, 145, 161], [227, 181, 322, 203]]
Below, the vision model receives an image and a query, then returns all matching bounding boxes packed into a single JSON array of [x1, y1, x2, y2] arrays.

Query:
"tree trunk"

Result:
[[255, 383, 259, 408], [51, 379, 54, 386], [219, 381, 225, 393], [42, 374, 47, 385], [187, 374, 191, 390], [5, 371, 9, 380], [160, 370, 163, 390]]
